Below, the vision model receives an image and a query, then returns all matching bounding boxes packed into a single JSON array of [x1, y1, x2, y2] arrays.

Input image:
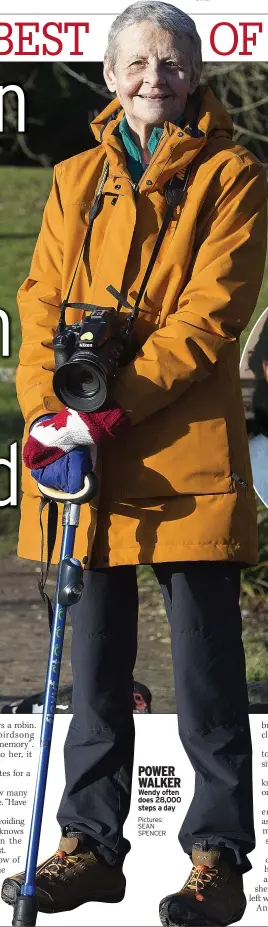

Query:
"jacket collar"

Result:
[[90, 85, 233, 191], [118, 113, 184, 184]]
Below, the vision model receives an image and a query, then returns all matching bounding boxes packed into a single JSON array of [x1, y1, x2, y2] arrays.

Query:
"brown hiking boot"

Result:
[[159, 844, 247, 926], [1, 834, 126, 914]]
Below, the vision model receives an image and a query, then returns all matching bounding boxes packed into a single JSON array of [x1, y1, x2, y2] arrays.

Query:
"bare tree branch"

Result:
[[233, 123, 268, 143], [202, 62, 268, 158], [16, 133, 50, 166], [227, 94, 268, 115], [57, 62, 112, 100]]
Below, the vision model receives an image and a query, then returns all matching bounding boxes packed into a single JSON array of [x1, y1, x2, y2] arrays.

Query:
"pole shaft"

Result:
[[21, 516, 77, 895]]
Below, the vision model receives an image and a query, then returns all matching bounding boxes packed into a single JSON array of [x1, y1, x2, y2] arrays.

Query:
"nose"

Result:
[[143, 58, 166, 85]]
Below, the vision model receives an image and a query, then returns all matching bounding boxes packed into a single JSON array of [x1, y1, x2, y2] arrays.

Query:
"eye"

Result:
[[165, 59, 185, 71]]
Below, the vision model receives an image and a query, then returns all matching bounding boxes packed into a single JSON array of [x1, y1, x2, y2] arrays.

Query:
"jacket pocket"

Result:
[[118, 413, 238, 500]]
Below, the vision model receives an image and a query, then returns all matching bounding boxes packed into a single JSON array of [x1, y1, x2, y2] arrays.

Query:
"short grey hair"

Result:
[[105, 2, 202, 89]]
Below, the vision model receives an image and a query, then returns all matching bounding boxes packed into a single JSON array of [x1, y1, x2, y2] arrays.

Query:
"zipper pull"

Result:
[[231, 472, 248, 489]]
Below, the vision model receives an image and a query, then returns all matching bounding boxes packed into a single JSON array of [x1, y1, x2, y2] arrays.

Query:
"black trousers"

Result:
[[57, 561, 254, 874]]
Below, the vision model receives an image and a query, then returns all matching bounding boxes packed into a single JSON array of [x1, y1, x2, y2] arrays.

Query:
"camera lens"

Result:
[[72, 364, 100, 396], [53, 358, 107, 411]]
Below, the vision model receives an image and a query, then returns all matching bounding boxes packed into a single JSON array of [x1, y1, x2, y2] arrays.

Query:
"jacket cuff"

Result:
[[80, 407, 130, 444]]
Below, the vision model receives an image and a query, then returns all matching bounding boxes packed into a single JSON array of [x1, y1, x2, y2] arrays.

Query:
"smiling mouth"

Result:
[[138, 94, 171, 100]]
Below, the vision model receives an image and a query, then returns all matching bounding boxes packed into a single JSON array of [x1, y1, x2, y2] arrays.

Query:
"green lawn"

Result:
[[0, 167, 52, 553], [0, 167, 52, 368]]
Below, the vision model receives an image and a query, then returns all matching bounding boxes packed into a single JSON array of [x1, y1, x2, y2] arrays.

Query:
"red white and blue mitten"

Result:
[[31, 447, 94, 494], [23, 405, 129, 471]]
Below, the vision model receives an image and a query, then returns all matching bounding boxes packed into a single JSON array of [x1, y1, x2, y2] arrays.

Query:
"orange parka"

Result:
[[17, 85, 267, 568]]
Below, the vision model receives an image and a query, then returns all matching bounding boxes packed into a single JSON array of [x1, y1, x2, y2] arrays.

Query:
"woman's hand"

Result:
[[31, 447, 94, 494], [23, 405, 129, 470]]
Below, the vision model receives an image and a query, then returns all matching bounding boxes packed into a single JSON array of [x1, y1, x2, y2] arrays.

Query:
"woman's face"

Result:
[[104, 20, 196, 134]]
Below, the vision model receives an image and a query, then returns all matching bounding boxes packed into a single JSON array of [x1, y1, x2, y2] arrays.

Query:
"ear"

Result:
[[103, 57, 117, 93]]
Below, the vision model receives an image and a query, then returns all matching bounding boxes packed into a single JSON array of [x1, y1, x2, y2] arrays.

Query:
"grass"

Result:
[[0, 167, 52, 366], [0, 168, 52, 552], [243, 630, 268, 681]]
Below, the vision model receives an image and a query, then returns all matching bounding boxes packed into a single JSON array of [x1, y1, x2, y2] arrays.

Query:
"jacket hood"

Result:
[[90, 84, 233, 144]]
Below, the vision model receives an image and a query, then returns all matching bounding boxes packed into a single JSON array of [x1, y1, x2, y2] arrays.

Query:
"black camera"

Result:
[[53, 302, 139, 412]]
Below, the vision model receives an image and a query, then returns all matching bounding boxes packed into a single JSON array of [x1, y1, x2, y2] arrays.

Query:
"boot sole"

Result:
[[1, 880, 125, 914], [159, 896, 246, 927]]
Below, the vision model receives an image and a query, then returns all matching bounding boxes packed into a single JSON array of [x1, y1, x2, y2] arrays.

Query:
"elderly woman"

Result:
[[2, 3, 267, 926]]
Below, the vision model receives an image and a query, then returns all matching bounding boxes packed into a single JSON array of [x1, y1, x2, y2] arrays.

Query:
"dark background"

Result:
[[0, 61, 268, 166]]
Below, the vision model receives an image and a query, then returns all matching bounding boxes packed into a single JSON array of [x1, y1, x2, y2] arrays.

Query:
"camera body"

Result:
[[53, 306, 138, 412]]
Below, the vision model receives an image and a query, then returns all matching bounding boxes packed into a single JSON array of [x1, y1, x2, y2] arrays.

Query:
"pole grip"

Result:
[[12, 895, 38, 927], [37, 471, 99, 504]]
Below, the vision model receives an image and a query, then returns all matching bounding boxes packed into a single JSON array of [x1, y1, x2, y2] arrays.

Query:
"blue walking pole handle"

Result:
[[12, 472, 98, 927]]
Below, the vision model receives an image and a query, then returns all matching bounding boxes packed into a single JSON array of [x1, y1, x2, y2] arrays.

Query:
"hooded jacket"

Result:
[[17, 85, 267, 567]]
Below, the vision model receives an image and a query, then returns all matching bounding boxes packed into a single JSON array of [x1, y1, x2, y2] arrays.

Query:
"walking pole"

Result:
[[12, 471, 99, 927]]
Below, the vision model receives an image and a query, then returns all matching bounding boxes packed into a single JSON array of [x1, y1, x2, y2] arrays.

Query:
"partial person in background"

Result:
[[2, 3, 267, 927], [247, 315, 268, 507]]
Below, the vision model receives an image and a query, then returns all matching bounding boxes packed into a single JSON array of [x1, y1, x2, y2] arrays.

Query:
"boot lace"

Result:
[[184, 864, 219, 902], [41, 851, 83, 879]]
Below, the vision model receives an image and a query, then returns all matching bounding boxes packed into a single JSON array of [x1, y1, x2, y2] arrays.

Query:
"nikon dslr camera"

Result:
[[53, 303, 139, 413]]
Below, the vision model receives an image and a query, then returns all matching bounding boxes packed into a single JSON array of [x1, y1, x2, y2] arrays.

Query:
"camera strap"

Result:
[[106, 164, 191, 326], [59, 158, 110, 326], [130, 164, 192, 322], [38, 497, 59, 632]]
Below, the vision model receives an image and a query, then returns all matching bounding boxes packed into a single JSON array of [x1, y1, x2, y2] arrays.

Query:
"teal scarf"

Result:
[[118, 113, 182, 184]]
